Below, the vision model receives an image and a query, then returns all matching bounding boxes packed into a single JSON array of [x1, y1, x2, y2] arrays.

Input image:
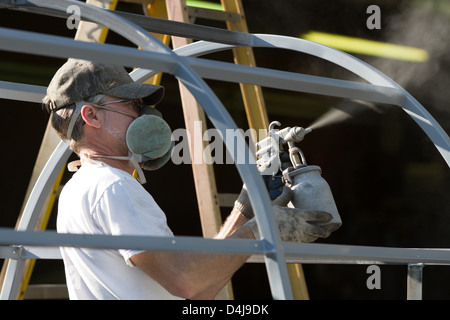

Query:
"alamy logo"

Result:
[[171, 121, 268, 166], [366, 5, 381, 30], [66, 5, 81, 30], [366, 265, 381, 290]]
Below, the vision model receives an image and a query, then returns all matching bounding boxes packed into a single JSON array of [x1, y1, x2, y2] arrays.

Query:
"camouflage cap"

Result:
[[45, 58, 164, 111]]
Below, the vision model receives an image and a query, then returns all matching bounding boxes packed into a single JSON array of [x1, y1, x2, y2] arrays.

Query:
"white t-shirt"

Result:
[[57, 160, 181, 300]]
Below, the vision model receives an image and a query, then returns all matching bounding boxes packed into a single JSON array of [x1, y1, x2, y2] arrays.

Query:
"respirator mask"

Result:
[[68, 99, 173, 184], [126, 104, 174, 179]]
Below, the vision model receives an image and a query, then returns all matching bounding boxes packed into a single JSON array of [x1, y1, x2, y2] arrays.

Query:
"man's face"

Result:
[[98, 96, 141, 155]]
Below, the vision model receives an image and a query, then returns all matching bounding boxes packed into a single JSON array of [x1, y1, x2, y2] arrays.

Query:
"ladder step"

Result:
[[24, 284, 68, 300], [217, 193, 238, 208], [187, 6, 241, 23]]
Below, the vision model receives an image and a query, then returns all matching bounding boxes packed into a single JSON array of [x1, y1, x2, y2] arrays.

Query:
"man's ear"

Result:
[[81, 104, 102, 128]]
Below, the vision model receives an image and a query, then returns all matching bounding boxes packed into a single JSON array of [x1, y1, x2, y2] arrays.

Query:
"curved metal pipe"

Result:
[[131, 35, 450, 169]]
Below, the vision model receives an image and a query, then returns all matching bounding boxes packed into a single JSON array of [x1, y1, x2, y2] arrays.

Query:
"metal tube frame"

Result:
[[0, 0, 449, 300], [407, 263, 424, 300]]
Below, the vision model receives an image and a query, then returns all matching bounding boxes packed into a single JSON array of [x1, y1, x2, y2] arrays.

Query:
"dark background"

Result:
[[1, 0, 450, 299]]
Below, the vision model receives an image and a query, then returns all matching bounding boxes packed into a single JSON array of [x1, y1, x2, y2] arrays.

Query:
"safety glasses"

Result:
[[88, 99, 144, 119]]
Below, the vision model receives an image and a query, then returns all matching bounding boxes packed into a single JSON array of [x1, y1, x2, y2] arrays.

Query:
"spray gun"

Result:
[[256, 121, 311, 175], [256, 121, 342, 232]]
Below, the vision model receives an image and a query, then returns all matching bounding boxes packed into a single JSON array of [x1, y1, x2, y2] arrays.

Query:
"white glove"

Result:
[[245, 205, 332, 243]]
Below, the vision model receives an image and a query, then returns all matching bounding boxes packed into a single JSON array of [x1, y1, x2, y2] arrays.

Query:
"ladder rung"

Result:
[[217, 193, 238, 208], [120, 0, 241, 22], [187, 6, 241, 23], [24, 284, 68, 300]]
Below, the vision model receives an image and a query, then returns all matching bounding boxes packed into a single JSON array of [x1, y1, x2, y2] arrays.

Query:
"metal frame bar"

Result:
[[407, 264, 424, 300], [0, 81, 46, 103], [3, 236, 450, 266], [0, 0, 449, 299], [2, 0, 251, 45]]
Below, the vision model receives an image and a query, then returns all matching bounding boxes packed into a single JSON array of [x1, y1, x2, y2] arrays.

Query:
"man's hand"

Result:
[[233, 173, 334, 243], [234, 176, 290, 220]]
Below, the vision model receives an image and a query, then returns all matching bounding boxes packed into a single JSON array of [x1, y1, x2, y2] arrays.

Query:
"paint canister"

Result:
[[286, 165, 342, 232]]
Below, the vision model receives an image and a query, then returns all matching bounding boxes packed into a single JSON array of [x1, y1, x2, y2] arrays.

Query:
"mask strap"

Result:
[[67, 160, 82, 172], [128, 154, 147, 184], [87, 153, 147, 185], [66, 101, 84, 140]]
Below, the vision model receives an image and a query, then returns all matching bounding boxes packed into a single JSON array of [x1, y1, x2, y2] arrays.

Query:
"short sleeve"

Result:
[[93, 176, 173, 265]]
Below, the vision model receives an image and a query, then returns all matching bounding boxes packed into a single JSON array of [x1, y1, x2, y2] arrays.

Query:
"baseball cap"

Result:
[[45, 58, 164, 112]]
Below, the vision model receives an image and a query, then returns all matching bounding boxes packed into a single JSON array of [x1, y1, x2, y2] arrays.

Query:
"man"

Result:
[[43, 58, 334, 300]]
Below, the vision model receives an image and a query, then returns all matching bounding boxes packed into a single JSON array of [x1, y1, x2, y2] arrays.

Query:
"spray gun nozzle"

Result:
[[285, 126, 312, 143]]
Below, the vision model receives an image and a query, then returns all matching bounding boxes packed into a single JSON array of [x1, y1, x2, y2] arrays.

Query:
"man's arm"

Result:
[[130, 207, 253, 300], [131, 185, 334, 299]]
